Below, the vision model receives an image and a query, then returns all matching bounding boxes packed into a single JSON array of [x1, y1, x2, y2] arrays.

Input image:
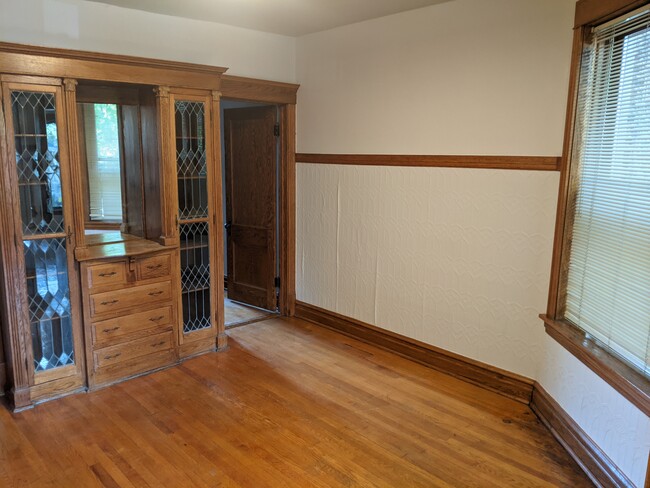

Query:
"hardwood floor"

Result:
[[224, 293, 274, 327], [0, 317, 592, 487]]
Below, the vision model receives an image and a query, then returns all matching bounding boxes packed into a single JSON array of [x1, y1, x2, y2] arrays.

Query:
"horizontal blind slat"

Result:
[[565, 8, 650, 375]]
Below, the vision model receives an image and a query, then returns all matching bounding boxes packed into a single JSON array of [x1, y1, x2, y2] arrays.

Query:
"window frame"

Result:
[[544, 0, 650, 417]]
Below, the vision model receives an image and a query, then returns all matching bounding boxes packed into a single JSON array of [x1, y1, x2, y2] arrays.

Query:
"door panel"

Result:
[[224, 106, 277, 311], [3, 81, 84, 390], [173, 96, 217, 342]]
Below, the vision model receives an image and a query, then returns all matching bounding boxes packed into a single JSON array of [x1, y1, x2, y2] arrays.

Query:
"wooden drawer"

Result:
[[93, 331, 173, 369], [87, 262, 127, 290], [90, 281, 172, 317], [136, 253, 172, 281], [92, 306, 173, 345], [93, 349, 175, 387]]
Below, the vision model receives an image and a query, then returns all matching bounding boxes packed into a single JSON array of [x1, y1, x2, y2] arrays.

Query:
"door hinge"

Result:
[[274, 123, 280, 137], [274, 276, 280, 288]]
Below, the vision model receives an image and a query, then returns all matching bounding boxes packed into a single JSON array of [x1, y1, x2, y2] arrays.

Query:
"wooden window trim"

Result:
[[544, 0, 650, 414], [540, 315, 650, 416]]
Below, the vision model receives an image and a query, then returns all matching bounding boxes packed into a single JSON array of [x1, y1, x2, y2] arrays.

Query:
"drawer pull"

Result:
[[102, 326, 120, 333], [146, 264, 163, 270], [98, 271, 117, 277], [104, 353, 121, 360], [101, 299, 119, 306], [148, 291, 164, 297], [152, 341, 166, 347], [149, 315, 165, 322]]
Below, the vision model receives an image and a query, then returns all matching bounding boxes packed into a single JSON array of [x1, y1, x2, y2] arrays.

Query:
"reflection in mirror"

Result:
[[81, 103, 124, 227], [75, 82, 160, 248]]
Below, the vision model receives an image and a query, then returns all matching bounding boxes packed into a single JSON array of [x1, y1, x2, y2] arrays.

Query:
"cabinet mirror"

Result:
[[76, 83, 159, 246]]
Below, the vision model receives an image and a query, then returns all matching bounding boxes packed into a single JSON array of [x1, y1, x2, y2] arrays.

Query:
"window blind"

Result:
[[565, 7, 650, 375], [83, 104, 123, 222]]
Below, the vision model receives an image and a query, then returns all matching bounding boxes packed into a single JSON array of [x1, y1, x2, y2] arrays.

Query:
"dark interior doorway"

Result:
[[221, 100, 280, 327]]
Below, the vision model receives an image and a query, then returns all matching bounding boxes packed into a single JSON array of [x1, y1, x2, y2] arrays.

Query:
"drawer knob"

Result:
[[105, 353, 121, 360], [101, 299, 119, 306], [146, 264, 163, 270], [102, 326, 120, 333], [149, 315, 165, 322], [152, 340, 166, 347], [99, 271, 117, 277], [148, 291, 164, 297]]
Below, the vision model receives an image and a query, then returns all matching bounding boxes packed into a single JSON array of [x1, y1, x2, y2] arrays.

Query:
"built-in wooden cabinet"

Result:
[[0, 44, 228, 410], [79, 245, 178, 389], [0, 78, 86, 407]]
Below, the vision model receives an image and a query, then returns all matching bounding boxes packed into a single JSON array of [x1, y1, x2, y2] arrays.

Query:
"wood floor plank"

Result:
[[1, 316, 592, 487]]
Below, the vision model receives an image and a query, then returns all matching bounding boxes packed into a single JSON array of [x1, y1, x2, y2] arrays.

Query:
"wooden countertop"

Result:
[[75, 237, 177, 262]]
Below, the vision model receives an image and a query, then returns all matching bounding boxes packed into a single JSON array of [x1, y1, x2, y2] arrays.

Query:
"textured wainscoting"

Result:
[[539, 337, 650, 487], [531, 383, 636, 488], [296, 163, 559, 379]]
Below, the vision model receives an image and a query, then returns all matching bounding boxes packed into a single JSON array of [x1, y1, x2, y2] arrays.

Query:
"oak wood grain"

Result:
[[0, 317, 592, 487], [80, 248, 179, 390], [280, 104, 297, 316], [575, 0, 649, 28], [540, 315, 650, 417], [0, 81, 32, 409], [211, 90, 227, 351], [296, 153, 562, 171], [221, 75, 299, 104], [224, 106, 278, 310], [546, 28, 586, 318], [0, 42, 226, 90], [296, 301, 535, 404]]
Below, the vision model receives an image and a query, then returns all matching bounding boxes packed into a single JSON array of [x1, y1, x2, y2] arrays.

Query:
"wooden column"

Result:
[[63, 79, 87, 255], [155, 86, 178, 247], [280, 103, 296, 316], [0, 86, 32, 410], [210, 90, 227, 350]]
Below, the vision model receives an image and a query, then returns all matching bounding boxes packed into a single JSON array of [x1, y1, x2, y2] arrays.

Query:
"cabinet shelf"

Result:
[[180, 243, 209, 251], [182, 286, 210, 294], [177, 175, 207, 180], [18, 181, 50, 187]]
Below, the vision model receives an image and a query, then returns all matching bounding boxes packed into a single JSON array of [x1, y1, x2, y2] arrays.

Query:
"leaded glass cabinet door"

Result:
[[1, 80, 84, 400], [172, 94, 218, 345]]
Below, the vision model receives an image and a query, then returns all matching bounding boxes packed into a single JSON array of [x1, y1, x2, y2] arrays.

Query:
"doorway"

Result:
[[221, 100, 279, 327]]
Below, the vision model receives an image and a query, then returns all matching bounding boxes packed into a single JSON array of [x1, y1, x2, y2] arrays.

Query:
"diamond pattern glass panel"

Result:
[[180, 222, 212, 332], [24, 238, 74, 371], [175, 101, 208, 220], [11, 92, 64, 235]]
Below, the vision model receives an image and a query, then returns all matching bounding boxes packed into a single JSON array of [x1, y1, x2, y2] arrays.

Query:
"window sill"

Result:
[[539, 314, 650, 417]]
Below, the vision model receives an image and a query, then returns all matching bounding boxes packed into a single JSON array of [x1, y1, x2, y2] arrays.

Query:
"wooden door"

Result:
[[224, 106, 277, 311], [171, 93, 218, 345], [1, 79, 85, 403]]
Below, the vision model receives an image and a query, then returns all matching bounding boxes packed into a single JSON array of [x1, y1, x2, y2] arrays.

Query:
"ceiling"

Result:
[[83, 0, 451, 37]]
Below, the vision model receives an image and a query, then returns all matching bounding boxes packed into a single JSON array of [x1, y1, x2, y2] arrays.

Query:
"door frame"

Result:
[[220, 75, 298, 316]]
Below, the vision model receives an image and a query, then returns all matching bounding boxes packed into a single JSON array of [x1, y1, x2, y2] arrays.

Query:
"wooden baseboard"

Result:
[[530, 383, 634, 488], [295, 301, 534, 404]]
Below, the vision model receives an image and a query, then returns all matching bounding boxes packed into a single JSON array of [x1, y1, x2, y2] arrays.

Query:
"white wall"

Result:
[[297, 164, 558, 378], [0, 0, 296, 82], [540, 337, 650, 486], [295, 0, 649, 485], [296, 0, 571, 155], [296, 0, 571, 379]]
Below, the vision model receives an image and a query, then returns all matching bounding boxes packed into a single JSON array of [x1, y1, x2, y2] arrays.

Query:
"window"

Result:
[[82, 103, 123, 222], [560, 6, 650, 377]]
